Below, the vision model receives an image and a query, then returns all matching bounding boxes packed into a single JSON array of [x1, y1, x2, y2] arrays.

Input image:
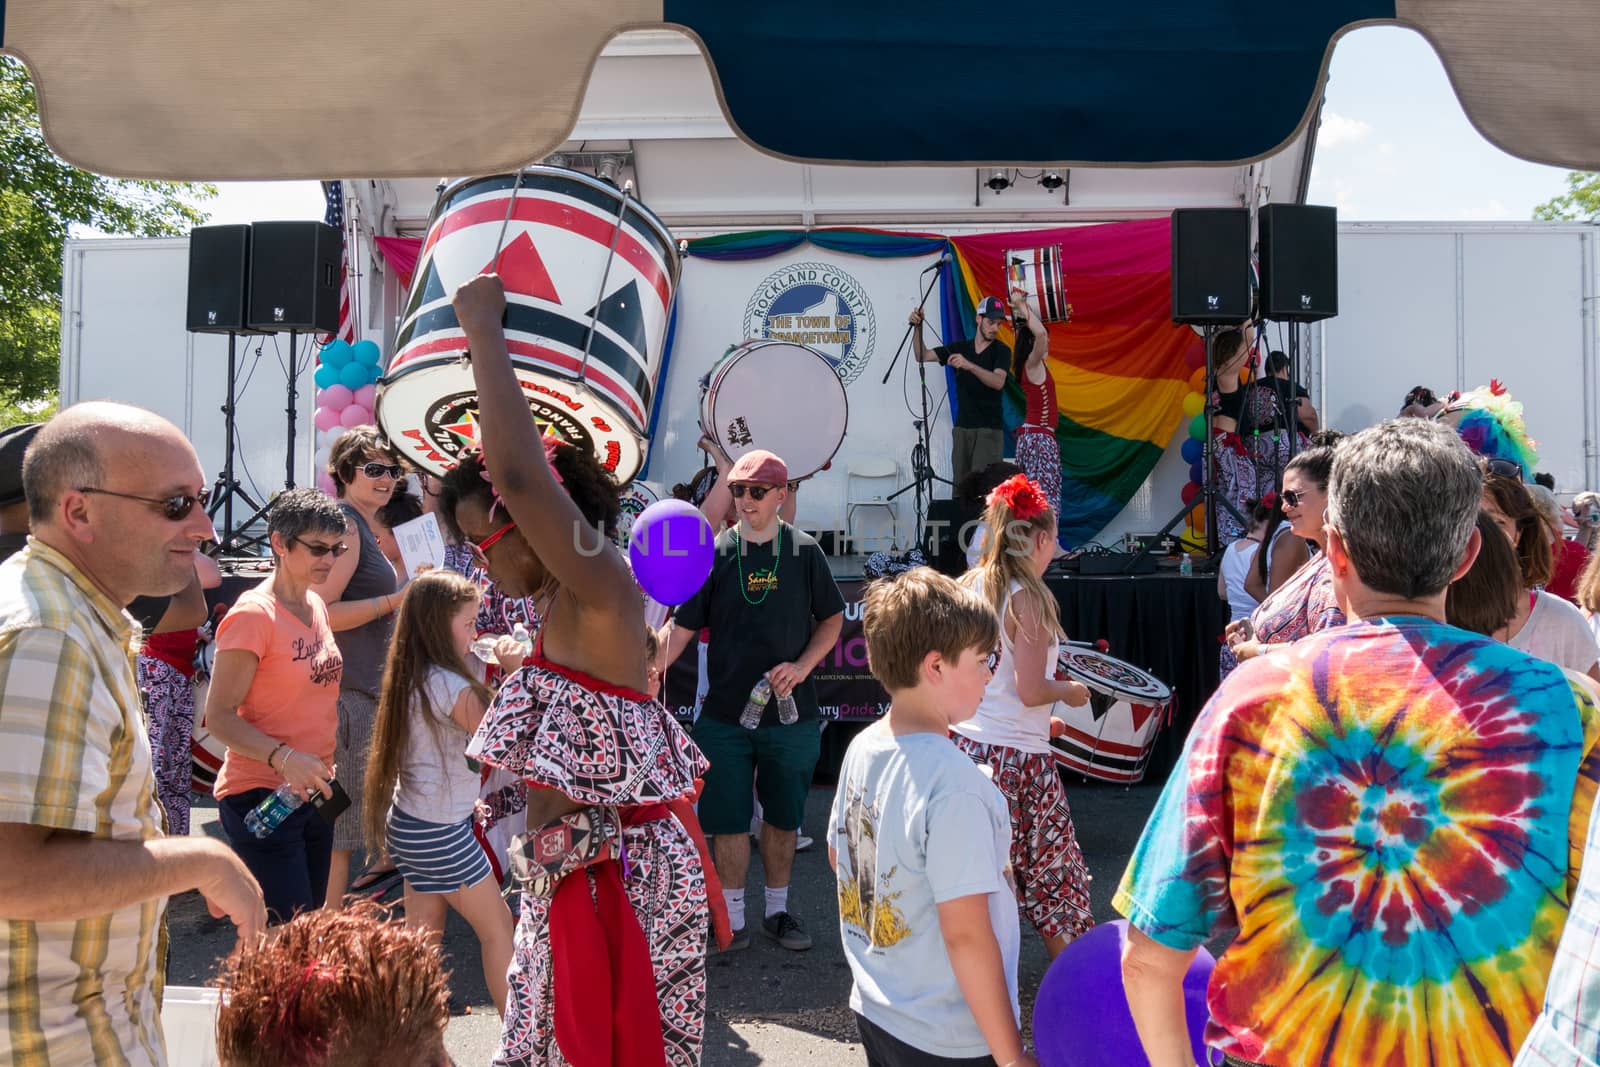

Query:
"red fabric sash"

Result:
[[549, 835, 668, 1066]]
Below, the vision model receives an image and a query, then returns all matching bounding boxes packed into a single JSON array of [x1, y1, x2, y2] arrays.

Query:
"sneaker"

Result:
[[721, 926, 752, 952], [794, 833, 814, 852], [748, 821, 814, 853], [761, 911, 813, 951]]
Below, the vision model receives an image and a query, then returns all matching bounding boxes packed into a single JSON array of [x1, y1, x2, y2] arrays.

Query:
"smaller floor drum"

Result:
[[1005, 245, 1072, 323], [1049, 646, 1171, 784], [699, 339, 848, 479]]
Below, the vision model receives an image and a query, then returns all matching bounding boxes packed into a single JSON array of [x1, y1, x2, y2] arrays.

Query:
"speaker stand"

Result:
[[207, 331, 269, 552], [1125, 324, 1248, 572], [283, 329, 300, 490]]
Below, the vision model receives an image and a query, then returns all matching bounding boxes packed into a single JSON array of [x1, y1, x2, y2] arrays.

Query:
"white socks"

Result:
[[765, 885, 789, 918], [725, 889, 746, 931]]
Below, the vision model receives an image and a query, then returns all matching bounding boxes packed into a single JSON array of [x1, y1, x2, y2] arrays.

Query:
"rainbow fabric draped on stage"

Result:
[[946, 221, 1202, 545]]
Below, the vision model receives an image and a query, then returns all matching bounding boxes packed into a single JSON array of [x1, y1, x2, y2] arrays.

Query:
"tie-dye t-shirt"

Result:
[[1115, 617, 1600, 1067]]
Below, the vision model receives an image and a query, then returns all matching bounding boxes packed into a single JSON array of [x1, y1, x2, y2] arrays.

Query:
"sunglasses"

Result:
[[78, 486, 211, 521], [472, 520, 518, 557], [1281, 488, 1311, 508], [360, 461, 404, 480], [290, 536, 349, 558], [1484, 457, 1524, 480], [729, 484, 777, 500]]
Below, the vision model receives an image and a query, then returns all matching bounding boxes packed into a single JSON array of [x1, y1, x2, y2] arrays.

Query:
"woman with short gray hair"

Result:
[[205, 488, 349, 923]]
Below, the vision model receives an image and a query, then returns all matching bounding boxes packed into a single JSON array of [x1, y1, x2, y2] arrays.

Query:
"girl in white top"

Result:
[[365, 570, 523, 1016], [1218, 498, 1271, 624], [950, 474, 1095, 957]]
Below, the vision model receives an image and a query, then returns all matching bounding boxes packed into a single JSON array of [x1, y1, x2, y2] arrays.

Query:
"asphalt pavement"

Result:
[[167, 775, 1164, 1065]]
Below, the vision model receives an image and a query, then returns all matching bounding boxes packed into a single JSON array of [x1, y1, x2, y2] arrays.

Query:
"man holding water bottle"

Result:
[[662, 449, 845, 952], [0, 403, 265, 1066]]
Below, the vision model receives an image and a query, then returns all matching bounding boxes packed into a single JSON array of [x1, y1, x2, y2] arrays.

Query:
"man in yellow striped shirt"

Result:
[[0, 402, 264, 1065]]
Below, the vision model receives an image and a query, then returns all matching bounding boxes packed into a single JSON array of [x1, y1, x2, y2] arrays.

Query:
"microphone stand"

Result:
[[883, 259, 952, 554]]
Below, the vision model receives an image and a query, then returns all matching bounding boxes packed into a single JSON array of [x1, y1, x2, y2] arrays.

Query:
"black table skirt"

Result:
[[821, 572, 1227, 784]]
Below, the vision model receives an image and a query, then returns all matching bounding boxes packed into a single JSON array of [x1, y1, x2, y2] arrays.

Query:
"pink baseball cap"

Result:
[[727, 449, 789, 486]]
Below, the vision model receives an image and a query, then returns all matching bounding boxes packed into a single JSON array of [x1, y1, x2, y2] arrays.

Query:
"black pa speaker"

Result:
[[246, 221, 342, 333], [186, 224, 254, 333], [1259, 204, 1338, 322], [1171, 209, 1252, 325]]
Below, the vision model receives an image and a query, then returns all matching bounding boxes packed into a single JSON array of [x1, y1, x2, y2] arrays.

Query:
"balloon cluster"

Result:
[[1176, 338, 1209, 551], [312, 339, 383, 495]]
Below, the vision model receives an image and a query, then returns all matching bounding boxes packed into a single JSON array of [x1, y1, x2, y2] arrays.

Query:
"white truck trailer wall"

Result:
[[60, 238, 318, 514]]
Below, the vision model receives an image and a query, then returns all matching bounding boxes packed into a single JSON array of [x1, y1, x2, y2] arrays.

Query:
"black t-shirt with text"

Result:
[[935, 338, 1010, 429], [673, 522, 846, 727]]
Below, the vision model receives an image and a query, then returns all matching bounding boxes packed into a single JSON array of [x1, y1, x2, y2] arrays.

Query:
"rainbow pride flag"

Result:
[[947, 220, 1203, 545]]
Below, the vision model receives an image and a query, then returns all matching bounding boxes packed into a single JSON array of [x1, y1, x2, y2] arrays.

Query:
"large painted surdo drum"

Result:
[[377, 168, 680, 482]]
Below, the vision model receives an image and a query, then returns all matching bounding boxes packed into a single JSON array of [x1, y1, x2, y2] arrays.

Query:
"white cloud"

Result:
[[1318, 110, 1374, 149], [1459, 199, 1513, 220]]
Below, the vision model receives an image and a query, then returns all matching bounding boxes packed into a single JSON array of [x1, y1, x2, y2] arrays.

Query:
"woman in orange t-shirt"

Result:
[[205, 488, 357, 923]]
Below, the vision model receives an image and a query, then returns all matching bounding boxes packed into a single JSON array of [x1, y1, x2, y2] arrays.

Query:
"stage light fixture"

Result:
[[1039, 171, 1065, 191], [985, 168, 1012, 193], [594, 155, 627, 187]]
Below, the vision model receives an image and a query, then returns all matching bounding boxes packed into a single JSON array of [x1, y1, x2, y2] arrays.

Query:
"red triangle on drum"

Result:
[[486, 232, 561, 304], [440, 409, 479, 446], [1128, 702, 1158, 733]]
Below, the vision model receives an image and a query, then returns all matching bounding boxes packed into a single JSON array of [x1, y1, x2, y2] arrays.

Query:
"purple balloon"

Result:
[[1033, 920, 1217, 1067], [628, 500, 714, 606]]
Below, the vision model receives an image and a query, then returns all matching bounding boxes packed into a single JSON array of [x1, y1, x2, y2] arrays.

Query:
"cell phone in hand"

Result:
[[312, 778, 352, 826]]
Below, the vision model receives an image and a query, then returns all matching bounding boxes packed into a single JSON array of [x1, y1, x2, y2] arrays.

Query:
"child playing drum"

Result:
[[951, 474, 1096, 956]]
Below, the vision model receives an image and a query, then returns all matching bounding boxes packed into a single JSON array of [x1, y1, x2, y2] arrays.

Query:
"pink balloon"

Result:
[[339, 404, 372, 429], [321, 384, 354, 410], [314, 405, 342, 432], [316, 471, 338, 496], [353, 384, 377, 410]]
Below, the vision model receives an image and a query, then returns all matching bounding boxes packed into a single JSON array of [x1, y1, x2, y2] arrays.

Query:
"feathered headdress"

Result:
[[986, 474, 1050, 522], [1439, 379, 1539, 479]]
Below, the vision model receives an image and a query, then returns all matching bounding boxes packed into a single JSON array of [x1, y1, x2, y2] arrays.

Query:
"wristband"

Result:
[[267, 742, 289, 771]]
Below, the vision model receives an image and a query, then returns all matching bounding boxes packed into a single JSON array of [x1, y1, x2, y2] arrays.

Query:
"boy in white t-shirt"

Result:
[[829, 568, 1035, 1067]]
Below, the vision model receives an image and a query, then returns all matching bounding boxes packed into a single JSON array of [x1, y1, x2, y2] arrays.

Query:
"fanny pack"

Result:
[[508, 805, 622, 899]]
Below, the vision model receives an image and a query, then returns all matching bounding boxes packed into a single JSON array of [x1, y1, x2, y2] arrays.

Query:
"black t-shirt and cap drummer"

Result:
[[911, 295, 1011, 486]]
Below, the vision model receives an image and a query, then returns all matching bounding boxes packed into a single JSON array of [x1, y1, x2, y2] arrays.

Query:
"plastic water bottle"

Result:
[[776, 690, 799, 726], [511, 622, 533, 653], [470, 635, 500, 662], [740, 678, 772, 730], [243, 783, 304, 839], [1179, 554, 1194, 577]]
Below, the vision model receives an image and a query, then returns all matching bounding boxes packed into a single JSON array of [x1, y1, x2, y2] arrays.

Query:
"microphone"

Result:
[[920, 254, 951, 275]]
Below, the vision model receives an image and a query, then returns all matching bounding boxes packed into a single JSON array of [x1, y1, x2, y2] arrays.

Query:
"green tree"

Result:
[[1533, 171, 1600, 222], [0, 56, 215, 404]]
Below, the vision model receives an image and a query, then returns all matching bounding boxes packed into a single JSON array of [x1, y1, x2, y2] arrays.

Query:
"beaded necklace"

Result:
[[734, 521, 782, 606]]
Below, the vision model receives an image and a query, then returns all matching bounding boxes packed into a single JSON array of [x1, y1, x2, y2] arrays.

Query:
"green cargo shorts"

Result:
[[691, 715, 822, 835]]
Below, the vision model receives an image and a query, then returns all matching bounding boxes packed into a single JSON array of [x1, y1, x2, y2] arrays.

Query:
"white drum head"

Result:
[[699, 340, 848, 478], [377, 356, 644, 483], [1058, 647, 1170, 703]]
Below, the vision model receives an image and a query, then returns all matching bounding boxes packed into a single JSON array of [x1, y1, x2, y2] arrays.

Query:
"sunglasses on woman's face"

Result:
[[291, 537, 349, 558], [1281, 488, 1311, 508], [1484, 457, 1523, 481], [729, 484, 775, 500], [77, 486, 212, 521], [360, 461, 404, 480]]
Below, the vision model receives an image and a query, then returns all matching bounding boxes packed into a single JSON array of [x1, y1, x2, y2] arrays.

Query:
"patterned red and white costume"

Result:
[[468, 645, 711, 1067]]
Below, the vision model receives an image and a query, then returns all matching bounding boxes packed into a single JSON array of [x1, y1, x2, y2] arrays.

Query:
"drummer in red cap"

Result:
[[661, 448, 845, 952]]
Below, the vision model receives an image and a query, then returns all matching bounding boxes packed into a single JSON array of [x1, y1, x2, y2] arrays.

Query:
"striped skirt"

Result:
[[385, 806, 493, 895]]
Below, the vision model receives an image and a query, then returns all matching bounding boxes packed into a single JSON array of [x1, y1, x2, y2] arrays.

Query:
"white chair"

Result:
[[846, 458, 901, 553]]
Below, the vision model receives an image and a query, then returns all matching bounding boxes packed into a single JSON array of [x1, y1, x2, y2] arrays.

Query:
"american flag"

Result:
[[322, 180, 356, 344]]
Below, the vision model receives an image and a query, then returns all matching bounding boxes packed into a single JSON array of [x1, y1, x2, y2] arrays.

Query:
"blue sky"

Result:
[[199, 26, 1578, 227]]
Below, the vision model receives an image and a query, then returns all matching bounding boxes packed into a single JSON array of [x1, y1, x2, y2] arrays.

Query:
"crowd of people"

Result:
[[10, 276, 1600, 1067]]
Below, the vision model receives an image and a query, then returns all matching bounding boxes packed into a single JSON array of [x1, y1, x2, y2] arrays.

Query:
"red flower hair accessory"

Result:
[[1262, 490, 1279, 510], [986, 474, 1050, 522]]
